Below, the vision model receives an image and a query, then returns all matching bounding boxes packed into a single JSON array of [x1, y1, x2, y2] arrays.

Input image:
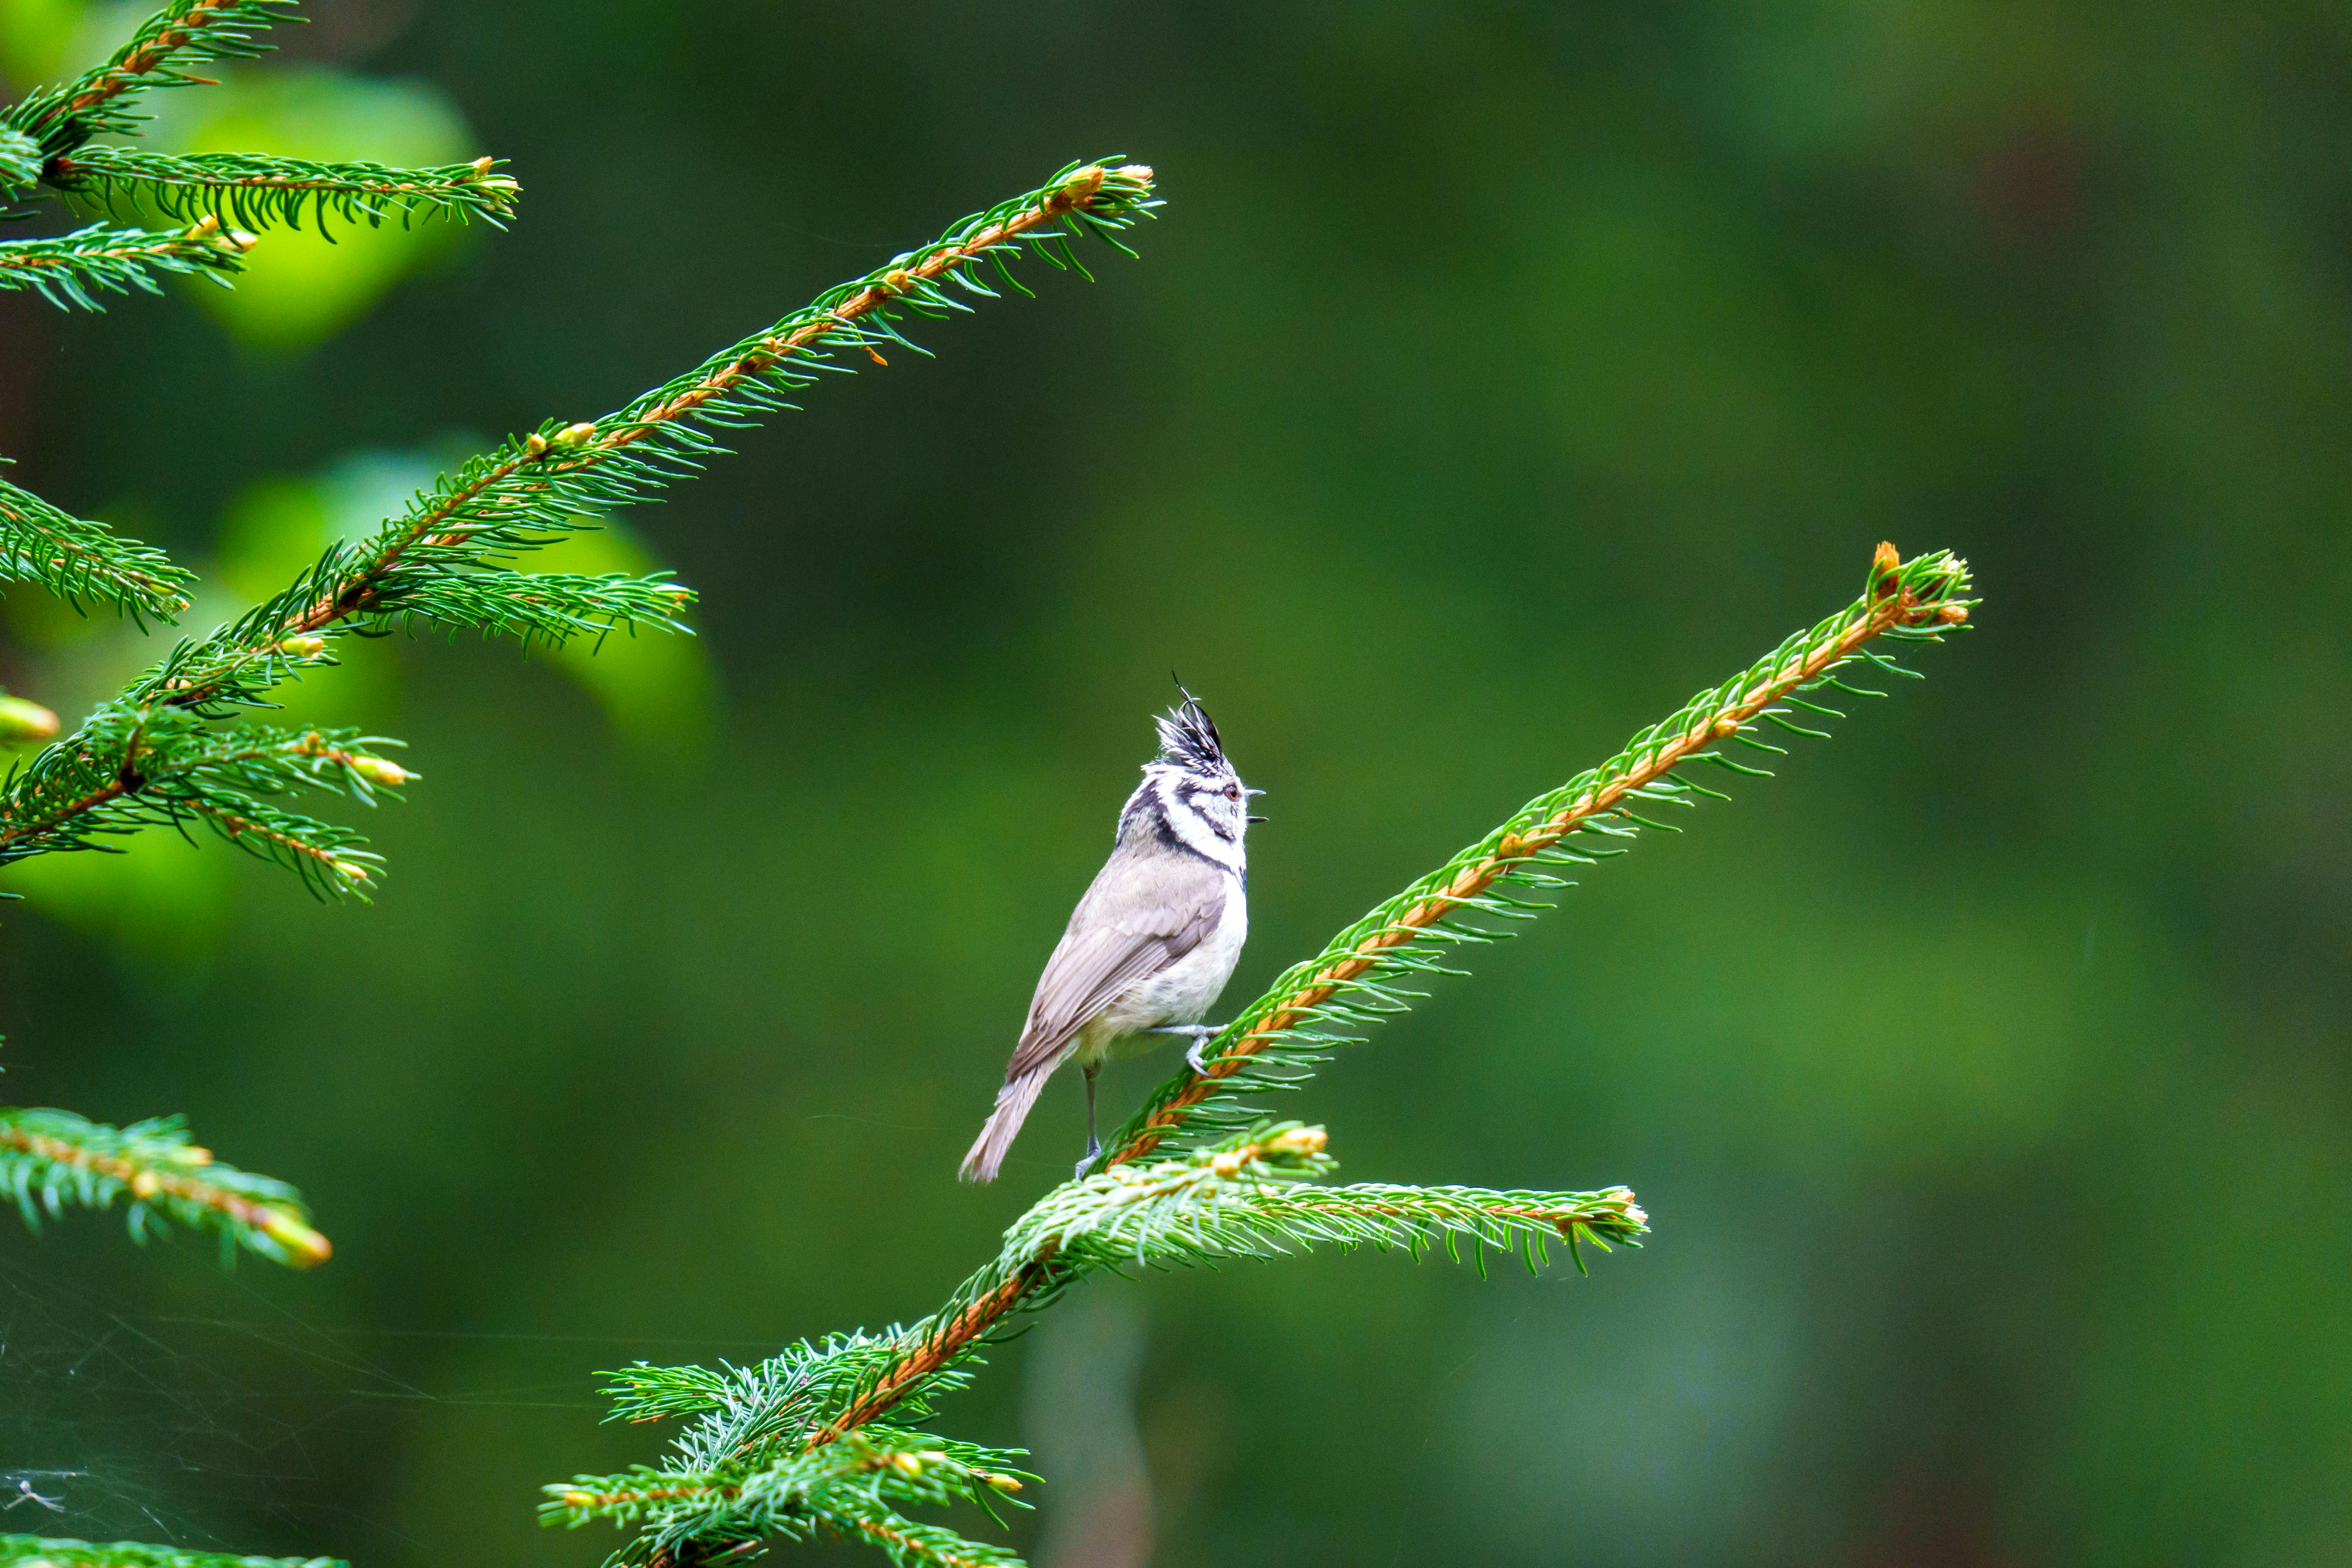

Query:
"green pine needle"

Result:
[[545, 548, 1977, 1568], [0, 159, 1156, 899], [0, 1106, 330, 1268], [0, 1539, 340, 1568], [1099, 545, 1977, 1167], [0, 217, 249, 310], [46, 144, 519, 234], [0, 465, 194, 618], [0, 1, 303, 150], [0, 128, 39, 189], [543, 1429, 1033, 1568], [553, 1124, 1643, 1565]]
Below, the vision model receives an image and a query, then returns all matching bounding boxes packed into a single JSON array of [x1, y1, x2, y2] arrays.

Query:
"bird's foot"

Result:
[[1151, 1023, 1223, 1074], [1074, 1135, 1102, 1181]]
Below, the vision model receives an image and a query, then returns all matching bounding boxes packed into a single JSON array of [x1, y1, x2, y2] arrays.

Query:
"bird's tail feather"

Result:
[[960, 1066, 1054, 1183]]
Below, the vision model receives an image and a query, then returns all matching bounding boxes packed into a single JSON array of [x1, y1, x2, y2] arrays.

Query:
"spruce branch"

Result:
[[0, 0, 300, 152], [558, 1125, 1641, 1568], [555, 548, 1973, 1568], [44, 145, 520, 234], [1101, 542, 1976, 1167], [0, 1107, 331, 1267], [0, 1542, 339, 1568], [0, 464, 194, 618], [543, 1429, 1030, 1568], [0, 129, 39, 191], [0, 721, 405, 896], [0, 1540, 339, 1568], [0, 159, 1155, 896], [0, 216, 251, 310]]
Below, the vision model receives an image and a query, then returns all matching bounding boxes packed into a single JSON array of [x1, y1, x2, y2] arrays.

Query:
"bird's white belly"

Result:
[[1085, 885, 1248, 1061]]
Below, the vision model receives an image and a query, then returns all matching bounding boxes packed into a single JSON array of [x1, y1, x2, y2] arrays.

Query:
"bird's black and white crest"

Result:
[[1123, 687, 1255, 873], [1154, 690, 1229, 776]]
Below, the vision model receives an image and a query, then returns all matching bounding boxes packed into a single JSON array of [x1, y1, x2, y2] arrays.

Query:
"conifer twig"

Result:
[[0, 160, 1156, 892], [46, 145, 520, 233], [0, 466, 194, 618], [0, 1539, 341, 1568], [0, 0, 299, 148], [0, 1107, 330, 1267], [553, 1123, 1632, 1565], [545, 1429, 1031, 1567], [1104, 541, 1975, 1166], [0, 129, 39, 189], [0, 216, 251, 310], [565, 548, 1973, 1563]]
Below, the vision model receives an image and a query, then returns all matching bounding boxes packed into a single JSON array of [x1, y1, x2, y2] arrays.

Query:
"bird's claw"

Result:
[[1151, 1022, 1222, 1073]]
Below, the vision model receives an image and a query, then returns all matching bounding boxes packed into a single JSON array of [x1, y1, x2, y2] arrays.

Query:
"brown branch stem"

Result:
[[795, 545, 1956, 1452], [1110, 545, 1956, 1165], [63, 0, 246, 118]]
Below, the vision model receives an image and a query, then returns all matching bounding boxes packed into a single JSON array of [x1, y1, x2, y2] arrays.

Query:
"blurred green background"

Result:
[[2, 1, 2346, 1565]]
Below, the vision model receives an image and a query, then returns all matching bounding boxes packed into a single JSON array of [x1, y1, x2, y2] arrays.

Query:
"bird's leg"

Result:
[[1076, 1061, 1103, 1179], [1151, 1023, 1222, 1073]]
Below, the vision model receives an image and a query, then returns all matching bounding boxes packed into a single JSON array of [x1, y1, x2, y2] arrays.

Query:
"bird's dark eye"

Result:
[[1225, 785, 1240, 800]]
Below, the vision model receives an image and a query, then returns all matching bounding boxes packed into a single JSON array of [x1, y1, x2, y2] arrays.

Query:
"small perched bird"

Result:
[[960, 689, 1263, 1183]]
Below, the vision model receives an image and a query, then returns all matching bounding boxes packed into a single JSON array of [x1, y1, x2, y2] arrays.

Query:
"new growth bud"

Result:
[[524, 432, 550, 455], [1044, 166, 1108, 212], [278, 635, 327, 658], [0, 693, 60, 745], [1870, 540, 1902, 597], [555, 422, 598, 446], [1270, 1125, 1328, 1156], [349, 754, 413, 788], [258, 1207, 333, 1268]]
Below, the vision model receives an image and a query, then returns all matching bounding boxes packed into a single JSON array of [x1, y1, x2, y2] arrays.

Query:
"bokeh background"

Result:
[[3, 1, 2347, 1565]]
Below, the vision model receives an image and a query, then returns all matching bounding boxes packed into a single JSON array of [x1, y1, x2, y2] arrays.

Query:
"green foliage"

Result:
[[0, 0, 300, 147], [43, 144, 519, 233], [0, 215, 248, 308], [0, 464, 193, 619], [0, 153, 1152, 892], [0, 720, 409, 894], [0, 126, 38, 187], [551, 1122, 1642, 1567], [544, 1429, 1034, 1568], [0, 1538, 338, 1568], [361, 157, 1155, 604], [543, 558, 1970, 1568], [1, 22, 1169, 1561], [1103, 547, 1977, 1166], [0, 0, 493, 323], [0, 1107, 329, 1267]]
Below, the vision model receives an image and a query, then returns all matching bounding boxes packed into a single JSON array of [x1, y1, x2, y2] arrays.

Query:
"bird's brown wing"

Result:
[[1002, 850, 1228, 1082]]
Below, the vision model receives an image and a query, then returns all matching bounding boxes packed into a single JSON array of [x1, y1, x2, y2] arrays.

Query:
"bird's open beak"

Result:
[[1244, 785, 1267, 823]]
